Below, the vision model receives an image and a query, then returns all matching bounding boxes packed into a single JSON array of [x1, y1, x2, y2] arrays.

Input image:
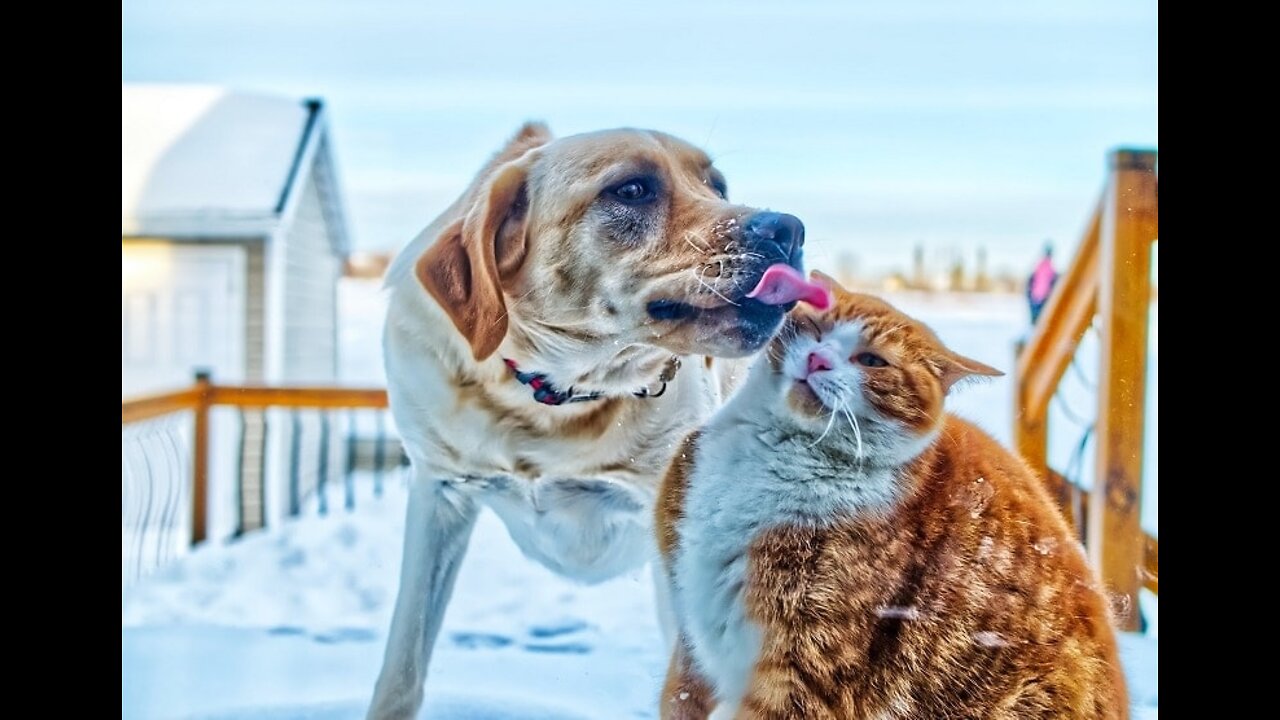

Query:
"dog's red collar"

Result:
[[503, 357, 680, 406]]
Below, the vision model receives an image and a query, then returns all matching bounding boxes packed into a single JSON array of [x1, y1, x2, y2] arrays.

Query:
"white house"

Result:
[[122, 85, 352, 537], [122, 84, 350, 396]]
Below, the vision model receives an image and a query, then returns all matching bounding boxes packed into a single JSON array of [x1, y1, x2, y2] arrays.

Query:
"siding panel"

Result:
[[280, 160, 340, 382]]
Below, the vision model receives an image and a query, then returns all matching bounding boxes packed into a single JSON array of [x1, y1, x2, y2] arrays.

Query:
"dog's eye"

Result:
[[609, 178, 658, 205], [854, 352, 889, 368]]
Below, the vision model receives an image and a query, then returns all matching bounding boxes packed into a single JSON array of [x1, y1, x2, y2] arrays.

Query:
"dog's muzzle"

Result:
[[741, 211, 806, 268]]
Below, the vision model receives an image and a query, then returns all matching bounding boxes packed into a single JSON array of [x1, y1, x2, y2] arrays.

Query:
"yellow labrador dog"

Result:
[[370, 123, 807, 718]]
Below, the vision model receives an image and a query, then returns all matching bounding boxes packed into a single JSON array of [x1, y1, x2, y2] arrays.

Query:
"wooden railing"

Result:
[[1014, 148, 1158, 628], [121, 372, 390, 545]]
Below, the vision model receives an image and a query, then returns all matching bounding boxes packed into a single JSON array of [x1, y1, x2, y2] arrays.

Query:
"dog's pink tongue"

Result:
[[746, 264, 832, 310]]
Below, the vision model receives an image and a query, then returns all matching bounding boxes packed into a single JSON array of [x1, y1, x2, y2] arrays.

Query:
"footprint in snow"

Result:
[[523, 642, 592, 654], [312, 627, 377, 644], [527, 618, 590, 638], [449, 631, 515, 650]]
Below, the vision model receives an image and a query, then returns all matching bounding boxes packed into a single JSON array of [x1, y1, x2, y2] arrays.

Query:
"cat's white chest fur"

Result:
[[672, 377, 901, 713], [672, 420, 769, 713]]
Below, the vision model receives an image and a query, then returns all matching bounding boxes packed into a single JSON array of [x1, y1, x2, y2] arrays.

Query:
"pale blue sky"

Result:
[[122, 0, 1158, 277]]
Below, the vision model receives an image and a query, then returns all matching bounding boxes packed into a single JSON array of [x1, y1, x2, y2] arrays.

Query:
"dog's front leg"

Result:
[[368, 471, 479, 720]]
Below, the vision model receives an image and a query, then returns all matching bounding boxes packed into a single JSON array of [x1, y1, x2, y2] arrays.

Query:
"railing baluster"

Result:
[[125, 382, 395, 580], [344, 410, 356, 511], [257, 410, 269, 530], [121, 437, 134, 587], [289, 410, 302, 517], [374, 412, 386, 497], [191, 371, 211, 545], [156, 422, 182, 567], [317, 412, 330, 516], [137, 433, 157, 582], [151, 426, 172, 570], [235, 409, 248, 537]]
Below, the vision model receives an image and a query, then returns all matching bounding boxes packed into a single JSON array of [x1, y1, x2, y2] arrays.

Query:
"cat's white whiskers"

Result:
[[807, 403, 840, 449], [841, 403, 865, 463]]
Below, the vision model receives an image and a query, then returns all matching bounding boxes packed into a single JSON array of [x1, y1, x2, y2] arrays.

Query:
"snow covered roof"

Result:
[[122, 84, 349, 253]]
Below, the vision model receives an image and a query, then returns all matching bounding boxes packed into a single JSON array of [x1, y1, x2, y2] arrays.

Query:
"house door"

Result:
[[122, 243, 246, 396]]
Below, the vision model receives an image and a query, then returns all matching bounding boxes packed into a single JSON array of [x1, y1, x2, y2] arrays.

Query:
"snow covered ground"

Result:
[[125, 481, 668, 719], [123, 291, 1157, 718], [122, 480, 1157, 719]]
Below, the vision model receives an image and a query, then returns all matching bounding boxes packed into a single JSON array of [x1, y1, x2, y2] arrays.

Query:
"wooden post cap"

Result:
[[1110, 148, 1157, 172]]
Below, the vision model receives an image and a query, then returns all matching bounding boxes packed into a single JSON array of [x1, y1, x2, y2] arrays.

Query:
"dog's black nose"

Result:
[[743, 212, 805, 259]]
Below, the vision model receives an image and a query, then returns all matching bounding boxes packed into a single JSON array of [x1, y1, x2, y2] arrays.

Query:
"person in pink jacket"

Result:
[[1027, 244, 1058, 324]]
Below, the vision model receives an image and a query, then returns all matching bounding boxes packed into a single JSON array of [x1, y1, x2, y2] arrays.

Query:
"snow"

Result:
[[122, 481, 1156, 719], [123, 291, 1157, 718], [122, 85, 311, 236], [124, 482, 669, 719]]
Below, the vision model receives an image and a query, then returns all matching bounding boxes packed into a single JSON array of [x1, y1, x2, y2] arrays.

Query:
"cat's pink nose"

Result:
[[807, 351, 834, 375]]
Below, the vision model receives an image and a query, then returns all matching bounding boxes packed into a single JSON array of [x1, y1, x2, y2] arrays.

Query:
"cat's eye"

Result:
[[854, 352, 889, 368]]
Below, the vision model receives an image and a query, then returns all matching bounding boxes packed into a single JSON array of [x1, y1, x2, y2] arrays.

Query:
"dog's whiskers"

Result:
[[684, 233, 711, 254], [690, 268, 740, 307], [539, 316, 601, 328]]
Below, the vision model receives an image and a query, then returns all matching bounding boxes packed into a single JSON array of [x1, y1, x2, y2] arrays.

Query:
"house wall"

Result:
[[122, 240, 251, 543], [233, 244, 269, 535], [123, 135, 347, 540], [253, 155, 345, 533], [121, 241, 248, 395], [245, 244, 266, 381], [279, 163, 340, 382], [124, 110, 353, 547]]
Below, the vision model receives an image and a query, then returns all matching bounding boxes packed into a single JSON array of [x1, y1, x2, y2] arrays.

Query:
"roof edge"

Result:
[[274, 98, 352, 257]]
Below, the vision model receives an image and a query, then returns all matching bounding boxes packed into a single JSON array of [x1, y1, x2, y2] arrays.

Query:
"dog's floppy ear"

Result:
[[496, 121, 551, 163], [417, 149, 540, 361]]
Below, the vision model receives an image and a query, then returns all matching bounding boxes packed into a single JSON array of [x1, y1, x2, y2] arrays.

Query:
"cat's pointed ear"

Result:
[[809, 269, 849, 293], [940, 352, 1003, 393]]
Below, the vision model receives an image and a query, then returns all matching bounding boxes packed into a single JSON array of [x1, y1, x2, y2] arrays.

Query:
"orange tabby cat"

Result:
[[656, 276, 1127, 719]]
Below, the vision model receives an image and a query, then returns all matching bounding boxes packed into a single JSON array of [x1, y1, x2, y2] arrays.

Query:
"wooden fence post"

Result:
[[1089, 149, 1157, 629], [1012, 205, 1101, 498], [192, 370, 212, 545], [1013, 353, 1049, 487]]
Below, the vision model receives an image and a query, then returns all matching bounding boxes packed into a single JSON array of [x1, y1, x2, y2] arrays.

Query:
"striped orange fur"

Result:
[[657, 280, 1128, 719]]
